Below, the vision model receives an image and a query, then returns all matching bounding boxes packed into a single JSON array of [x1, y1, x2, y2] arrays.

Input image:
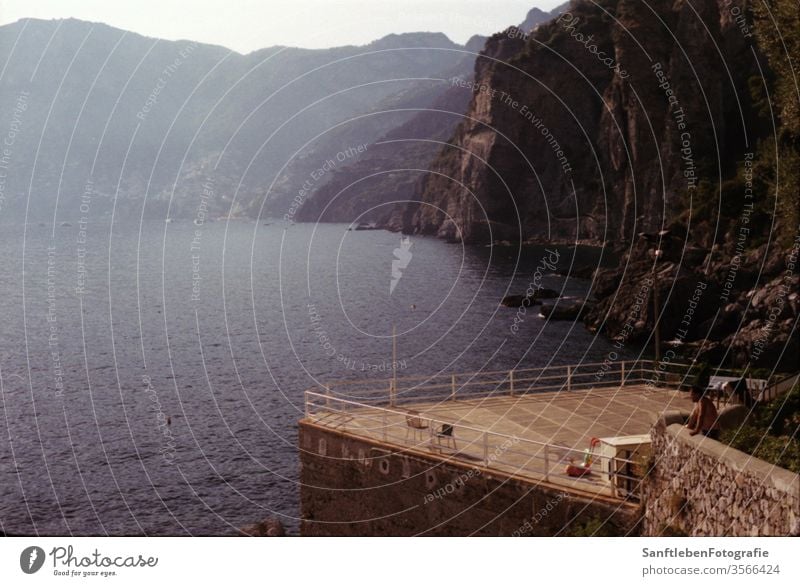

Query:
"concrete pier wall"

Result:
[[299, 421, 641, 536]]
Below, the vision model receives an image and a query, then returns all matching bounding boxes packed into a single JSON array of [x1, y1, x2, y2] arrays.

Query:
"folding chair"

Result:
[[434, 423, 457, 451], [405, 410, 429, 442]]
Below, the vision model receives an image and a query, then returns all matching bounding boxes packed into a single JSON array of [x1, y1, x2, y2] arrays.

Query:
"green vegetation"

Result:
[[564, 515, 623, 537], [720, 384, 800, 473], [684, 1, 799, 247], [752, 0, 800, 138], [751, 0, 800, 246]]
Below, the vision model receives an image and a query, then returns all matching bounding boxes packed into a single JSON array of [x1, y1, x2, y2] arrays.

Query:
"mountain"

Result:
[[294, 34, 484, 224], [519, 2, 571, 32], [294, 4, 571, 225], [0, 18, 470, 222]]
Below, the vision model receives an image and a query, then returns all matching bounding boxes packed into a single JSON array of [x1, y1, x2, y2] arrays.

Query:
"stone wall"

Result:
[[643, 413, 800, 536], [299, 421, 641, 536]]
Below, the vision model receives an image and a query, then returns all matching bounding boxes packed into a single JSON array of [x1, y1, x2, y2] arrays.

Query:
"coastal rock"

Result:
[[534, 288, 559, 299], [239, 517, 287, 537], [583, 257, 721, 343], [500, 294, 540, 307], [555, 263, 596, 280], [539, 298, 592, 320], [590, 267, 620, 299], [501, 288, 559, 307], [723, 318, 799, 371]]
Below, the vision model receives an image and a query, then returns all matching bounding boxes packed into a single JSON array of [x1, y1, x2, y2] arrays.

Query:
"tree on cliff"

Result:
[[751, 0, 800, 243]]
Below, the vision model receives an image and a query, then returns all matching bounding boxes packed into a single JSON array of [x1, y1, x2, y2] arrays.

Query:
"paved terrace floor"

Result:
[[308, 384, 694, 499]]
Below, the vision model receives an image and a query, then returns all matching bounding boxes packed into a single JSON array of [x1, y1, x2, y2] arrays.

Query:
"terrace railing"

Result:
[[304, 390, 648, 501], [310, 359, 699, 407]]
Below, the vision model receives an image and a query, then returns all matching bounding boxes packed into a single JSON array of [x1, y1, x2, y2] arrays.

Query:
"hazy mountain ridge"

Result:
[[519, 1, 572, 32], [259, 39, 484, 222], [293, 36, 484, 224], [0, 17, 469, 223]]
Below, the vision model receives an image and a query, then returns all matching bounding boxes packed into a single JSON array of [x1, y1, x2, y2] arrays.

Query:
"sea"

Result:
[[0, 218, 632, 535]]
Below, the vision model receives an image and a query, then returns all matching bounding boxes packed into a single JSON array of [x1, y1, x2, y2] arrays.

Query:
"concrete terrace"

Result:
[[303, 361, 696, 500], [394, 385, 691, 448]]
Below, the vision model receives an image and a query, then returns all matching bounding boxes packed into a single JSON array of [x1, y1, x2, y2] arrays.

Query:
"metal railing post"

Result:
[[382, 409, 388, 441], [483, 432, 489, 466], [450, 374, 457, 401], [566, 366, 572, 391], [620, 361, 626, 386], [544, 444, 550, 481], [611, 456, 619, 499], [509, 369, 515, 397], [389, 379, 396, 407]]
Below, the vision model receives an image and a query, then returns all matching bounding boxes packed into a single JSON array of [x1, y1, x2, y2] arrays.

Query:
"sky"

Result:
[[0, 0, 565, 53]]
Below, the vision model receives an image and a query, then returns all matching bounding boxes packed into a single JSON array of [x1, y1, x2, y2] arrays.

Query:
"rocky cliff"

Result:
[[387, 0, 798, 370], [394, 0, 763, 245], [579, 0, 800, 371], [583, 231, 799, 370]]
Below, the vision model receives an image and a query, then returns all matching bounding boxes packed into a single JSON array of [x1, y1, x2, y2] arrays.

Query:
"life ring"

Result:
[[567, 438, 601, 476], [566, 463, 592, 477]]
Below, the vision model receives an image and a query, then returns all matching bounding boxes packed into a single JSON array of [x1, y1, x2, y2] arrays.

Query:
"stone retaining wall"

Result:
[[643, 412, 800, 536]]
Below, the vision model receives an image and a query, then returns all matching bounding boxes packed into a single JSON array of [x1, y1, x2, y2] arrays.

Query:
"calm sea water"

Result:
[[0, 219, 629, 535]]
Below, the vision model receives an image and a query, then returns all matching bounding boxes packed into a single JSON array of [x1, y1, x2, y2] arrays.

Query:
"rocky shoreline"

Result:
[[494, 225, 798, 372], [583, 228, 800, 371]]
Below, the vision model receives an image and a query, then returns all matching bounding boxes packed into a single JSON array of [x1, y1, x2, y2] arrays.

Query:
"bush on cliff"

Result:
[[563, 515, 624, 537], [751, 0, 800, 246], [720, 384, 800, 473]]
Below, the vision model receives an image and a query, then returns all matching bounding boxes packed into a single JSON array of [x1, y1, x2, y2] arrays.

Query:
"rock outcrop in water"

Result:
[[239, 517, 287, 537]]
